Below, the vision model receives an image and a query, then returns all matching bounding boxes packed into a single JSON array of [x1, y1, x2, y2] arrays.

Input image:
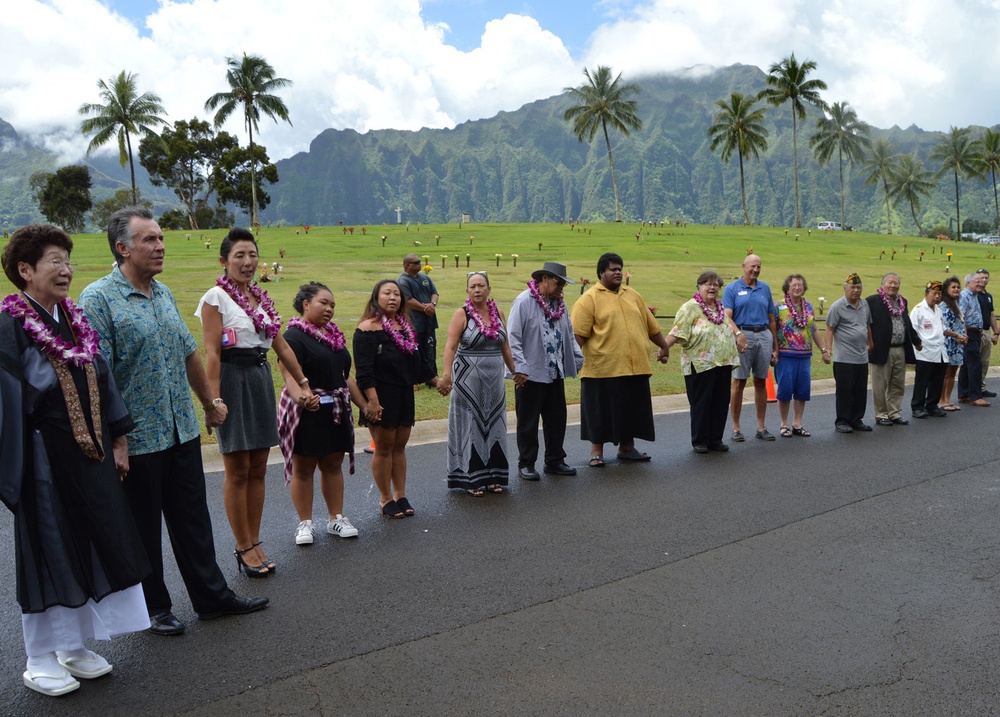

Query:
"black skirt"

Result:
[[579, 375, 655, 444]]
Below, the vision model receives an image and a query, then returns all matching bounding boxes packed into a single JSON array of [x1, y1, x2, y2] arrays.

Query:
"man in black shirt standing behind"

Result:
[[977, 269, 999, 397]]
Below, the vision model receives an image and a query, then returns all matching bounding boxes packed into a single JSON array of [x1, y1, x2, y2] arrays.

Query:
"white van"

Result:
[[817, 221, 842, 231]]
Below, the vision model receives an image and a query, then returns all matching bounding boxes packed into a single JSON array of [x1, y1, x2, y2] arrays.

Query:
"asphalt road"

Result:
[[2, 382, 1000, 716]]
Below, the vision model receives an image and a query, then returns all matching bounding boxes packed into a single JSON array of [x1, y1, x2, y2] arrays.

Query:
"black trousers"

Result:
[[958, 329, 983, 401], [514, 379, 567, 468], [416, 329, 438, 384], [124, 437, 235, 615], [833, 362, 869, 427], [684, 365, 733, 446], [912, 360, 946, 412]]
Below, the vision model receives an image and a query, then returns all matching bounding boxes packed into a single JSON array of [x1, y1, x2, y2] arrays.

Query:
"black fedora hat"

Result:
[[531, 261, 574, 284]]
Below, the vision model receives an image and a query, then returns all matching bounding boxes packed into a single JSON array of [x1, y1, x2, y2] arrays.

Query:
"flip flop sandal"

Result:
[[589, 456, 606, 467], [486, 484, 505, 494], [616, 449, 651, 462], [779, 426, 793, 437], [792, 426, 811, 437], [467, 488, 485, 497]]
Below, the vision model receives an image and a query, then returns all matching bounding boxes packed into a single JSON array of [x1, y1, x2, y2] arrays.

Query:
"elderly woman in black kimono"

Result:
[[0, 225, 150, 697]]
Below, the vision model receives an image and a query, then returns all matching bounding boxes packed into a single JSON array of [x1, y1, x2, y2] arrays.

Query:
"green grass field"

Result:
[[45, 221, 991, 439]]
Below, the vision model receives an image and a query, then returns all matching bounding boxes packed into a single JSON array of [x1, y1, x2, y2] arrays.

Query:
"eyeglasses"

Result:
[[44, 259, 77, 271], [467, 271, 489, 277], [405, 260, 421, 265]]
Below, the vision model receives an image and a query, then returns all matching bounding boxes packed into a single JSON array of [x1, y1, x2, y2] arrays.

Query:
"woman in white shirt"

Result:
[[196, 228, 316, 577]]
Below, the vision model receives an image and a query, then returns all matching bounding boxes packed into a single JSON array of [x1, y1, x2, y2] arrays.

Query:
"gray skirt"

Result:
[[217, 360, 280, 453]]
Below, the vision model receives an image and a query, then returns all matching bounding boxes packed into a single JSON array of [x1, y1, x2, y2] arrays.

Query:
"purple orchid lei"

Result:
[[877, 287, 905, 317], [1, 294, 100, 366], [287, 317, 346, 352], [783, 294, 812, 329], [691, 292, 725, 325], [527, 279, 566, 321], [217, 274, 281, 339], [465, 298, 502, 340], [380, 312, 418, 354]]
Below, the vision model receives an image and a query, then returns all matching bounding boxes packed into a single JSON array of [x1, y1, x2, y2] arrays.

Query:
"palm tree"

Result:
[[758, 53, 827, 228], [563, 66, 642, 222], [206, 53, 292, 226], [809, 101, 871, 230], [79, 71, 167, 204], [888, 154, 936, 236], [860, 139, 900, 235], [929, 126, 983, 240], [980, 128, 1000, 234], [707, 93, 769, 225]]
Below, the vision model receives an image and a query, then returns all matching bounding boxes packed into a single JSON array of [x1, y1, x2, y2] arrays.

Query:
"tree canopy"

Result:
[[205, 53, 292, 227], [759, 53, 828, 228], [79, 70, 167, 204], [708, 92, 769, 225], [563, 65, 642, 223], [809, 101, 871, 230], [30, 165, 93, 233]]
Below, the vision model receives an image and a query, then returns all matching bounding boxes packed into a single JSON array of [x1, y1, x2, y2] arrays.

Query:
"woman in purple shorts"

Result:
[[774, 274, 829, 436]]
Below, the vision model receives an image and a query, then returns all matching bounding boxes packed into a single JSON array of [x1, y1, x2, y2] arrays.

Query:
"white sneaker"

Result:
[[295, 520, 314, 545], [328, 514, 359, 538]]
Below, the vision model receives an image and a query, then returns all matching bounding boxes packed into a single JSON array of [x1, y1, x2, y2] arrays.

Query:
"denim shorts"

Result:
[[774, 354, 812, 401]]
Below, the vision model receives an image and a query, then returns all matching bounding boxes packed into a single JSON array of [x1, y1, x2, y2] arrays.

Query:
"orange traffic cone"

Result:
[[363, 438, 375, 454], [765, 368, 777, 403]]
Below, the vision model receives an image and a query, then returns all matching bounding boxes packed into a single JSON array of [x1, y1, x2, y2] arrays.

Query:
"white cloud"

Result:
[[1, 0, 578, 163]]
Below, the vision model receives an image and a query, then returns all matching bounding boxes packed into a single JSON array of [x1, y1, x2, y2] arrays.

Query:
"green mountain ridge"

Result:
[[2, 64, 997, 235]]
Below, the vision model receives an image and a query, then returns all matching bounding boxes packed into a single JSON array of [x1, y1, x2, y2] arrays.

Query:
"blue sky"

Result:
[[5, 0, 1000, 164]]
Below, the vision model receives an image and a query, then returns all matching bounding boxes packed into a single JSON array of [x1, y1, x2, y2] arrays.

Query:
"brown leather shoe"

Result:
[[971, 399, 991, 407]]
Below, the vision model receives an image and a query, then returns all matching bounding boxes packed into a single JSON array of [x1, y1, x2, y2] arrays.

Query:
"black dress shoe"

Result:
[[692, 444, 709, 454], [518, 466, 540, 481], [892, 417, 909, 425], [708, 441, 730, 452], [543, 462, 577, 476], [912, 409, 930, 419], [835, 424, 854, 433], [983, 390, 998, 397], [198, 595, 270, 620], [149, 611, 185, 636], [928, 407, 947, 417], [876, 418, 893, 426], [852, 422, 873, 431]]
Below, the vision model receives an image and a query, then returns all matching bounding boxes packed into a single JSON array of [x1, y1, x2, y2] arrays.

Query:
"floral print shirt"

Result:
[[668, 299, 740, 375], [775, 298, 818, 357]]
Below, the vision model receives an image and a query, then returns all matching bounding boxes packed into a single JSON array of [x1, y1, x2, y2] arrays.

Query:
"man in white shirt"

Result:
[[909, 280, 949, 418]]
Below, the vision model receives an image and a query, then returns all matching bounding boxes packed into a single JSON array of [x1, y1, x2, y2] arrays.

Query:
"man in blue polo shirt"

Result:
[[723, 253, 779, 441]]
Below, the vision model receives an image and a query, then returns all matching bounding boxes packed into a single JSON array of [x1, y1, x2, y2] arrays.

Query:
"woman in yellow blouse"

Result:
[[571, 252, 670, 466]]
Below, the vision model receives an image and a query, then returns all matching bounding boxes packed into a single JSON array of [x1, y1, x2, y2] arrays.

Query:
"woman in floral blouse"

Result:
[[663, 271, 740, 453], [773, 274, 829, 437]]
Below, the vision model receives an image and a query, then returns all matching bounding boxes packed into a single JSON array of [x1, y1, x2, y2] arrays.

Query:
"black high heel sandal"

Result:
[[234, 546, 270, 578], [252, 541, 276, 573]]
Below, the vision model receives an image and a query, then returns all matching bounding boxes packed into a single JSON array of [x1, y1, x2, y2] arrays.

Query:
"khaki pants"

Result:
[[871, 345, 906, 420]]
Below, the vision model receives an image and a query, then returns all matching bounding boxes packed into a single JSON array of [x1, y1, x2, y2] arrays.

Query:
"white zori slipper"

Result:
[[56, 648, 113, 679], [23, 660, 80, 697]]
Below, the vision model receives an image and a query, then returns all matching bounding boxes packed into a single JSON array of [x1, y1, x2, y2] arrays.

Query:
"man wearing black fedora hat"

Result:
[[507, 261, 584, 480]]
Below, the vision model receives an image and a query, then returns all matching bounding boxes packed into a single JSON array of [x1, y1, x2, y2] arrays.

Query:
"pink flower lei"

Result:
[[287, 317, 346, 352], [783, 294, 812, 329], [465, 298, 502, 340], [691, 292, 725, 325], [379, 312, 418, 354], [877, 287, 905, 317], [1, 294, 100, 366], [527, 279, 566, 321], [217, 274, 281, 339]]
